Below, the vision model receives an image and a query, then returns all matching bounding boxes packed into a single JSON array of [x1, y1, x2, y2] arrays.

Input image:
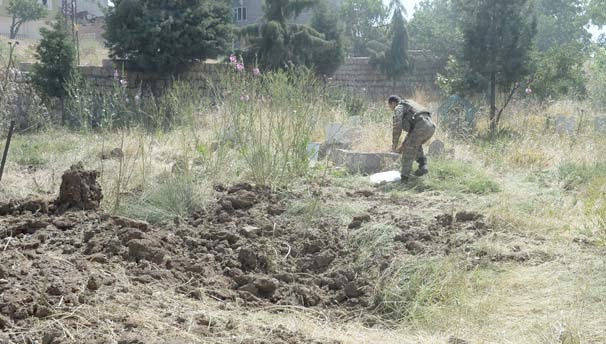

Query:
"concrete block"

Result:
[[329, 149, 400, 175]]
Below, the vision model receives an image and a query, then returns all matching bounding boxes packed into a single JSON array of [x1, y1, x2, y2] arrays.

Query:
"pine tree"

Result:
[[368, 1, 409, 80], [310, 0, 346, 76], [31, 16, 77, 100], [31, 15, 78, 124], [104, 0, 231, 73], [455, 0, 536, 136], [238, 0, 334, 71]]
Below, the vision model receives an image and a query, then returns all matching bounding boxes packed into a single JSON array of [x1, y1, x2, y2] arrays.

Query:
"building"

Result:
[[231, 0, 340, 27], [0, 0, 109, 39]]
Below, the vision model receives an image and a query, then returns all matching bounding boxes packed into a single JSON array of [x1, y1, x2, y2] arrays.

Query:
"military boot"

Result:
[[414, 157, 429, 176]]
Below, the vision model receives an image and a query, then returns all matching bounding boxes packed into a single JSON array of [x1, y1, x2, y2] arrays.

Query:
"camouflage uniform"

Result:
[[392, 100, 436, 178]]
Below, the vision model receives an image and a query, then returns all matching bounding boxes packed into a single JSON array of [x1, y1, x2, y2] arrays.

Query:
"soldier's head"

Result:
[[387, 95, 401, 110]]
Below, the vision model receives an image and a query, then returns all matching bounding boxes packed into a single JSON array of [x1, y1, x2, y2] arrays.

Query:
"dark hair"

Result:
[[387, 95, 401, 105]]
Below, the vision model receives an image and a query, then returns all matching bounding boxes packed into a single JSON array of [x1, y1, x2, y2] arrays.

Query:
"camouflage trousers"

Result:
[[400, 115, 436, 177]]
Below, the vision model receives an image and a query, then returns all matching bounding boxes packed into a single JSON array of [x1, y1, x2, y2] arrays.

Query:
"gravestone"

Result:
[[595, 117, 606, 133], [325, 122, 362, 147], [428, 140, 445, 157], [329, 149, 400, 175], [555, 115, 576, 136]]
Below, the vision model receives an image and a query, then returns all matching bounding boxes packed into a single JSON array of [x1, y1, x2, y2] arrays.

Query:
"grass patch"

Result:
[[372, 257, 481, 325], [349, 223, 399, 270], [117, 176, 208, 224], [559, 161, 606, 190], [411, 159, 501, 194]]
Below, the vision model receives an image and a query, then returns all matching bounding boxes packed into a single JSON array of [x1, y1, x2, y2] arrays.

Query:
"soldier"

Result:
[[388, 95, 436, 183]]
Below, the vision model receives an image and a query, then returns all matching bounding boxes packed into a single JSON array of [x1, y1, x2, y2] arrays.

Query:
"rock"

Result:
[[428, 140, 445, 157], [343, 282, 363, 298], [89, 253, 108, 264], [55, 165, 103, 211], [128, 239, 167, 264], [595, 116, 606, 133], [0, 267, 6, 279], [329, 149, 400, 175], [555, 115, 576, 136], [325, 122, 362, 147], [238, 248, 257, 271]]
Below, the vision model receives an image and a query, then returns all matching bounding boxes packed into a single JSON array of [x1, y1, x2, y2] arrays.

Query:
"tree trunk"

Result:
[[489, 70, 497, 138], [9, 15, 17, 39]]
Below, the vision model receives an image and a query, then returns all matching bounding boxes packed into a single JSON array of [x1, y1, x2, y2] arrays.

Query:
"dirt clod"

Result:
[[56, 165, 103, 211], [128, 239, 166, 264], [225, 190, 256, 210], [348, 213, 371, 229], [343, 282, 363, 299], [87, 275, 100, 291], [239, 248, 258, 271], [456, 211, 483, 222]]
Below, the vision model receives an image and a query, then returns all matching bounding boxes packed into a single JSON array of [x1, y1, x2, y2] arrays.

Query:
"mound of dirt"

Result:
[[56, 164, 102, 212]]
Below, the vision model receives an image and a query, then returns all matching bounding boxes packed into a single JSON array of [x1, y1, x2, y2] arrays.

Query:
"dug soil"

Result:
[[0, 169, 509, 343]]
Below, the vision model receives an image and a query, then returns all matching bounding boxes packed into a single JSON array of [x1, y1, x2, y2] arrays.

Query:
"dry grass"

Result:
[[2, 93, 606, 343]]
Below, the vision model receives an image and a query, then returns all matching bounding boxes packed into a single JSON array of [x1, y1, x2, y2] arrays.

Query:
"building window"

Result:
[[233, 7, 247, 22]]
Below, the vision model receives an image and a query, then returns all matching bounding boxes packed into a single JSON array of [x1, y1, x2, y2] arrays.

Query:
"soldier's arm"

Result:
[[392, 107, 403, 151]]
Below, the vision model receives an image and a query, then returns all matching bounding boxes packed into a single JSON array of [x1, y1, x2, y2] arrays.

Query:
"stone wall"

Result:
[[18, 52, 441, 97], [327, 52, 442, 99]]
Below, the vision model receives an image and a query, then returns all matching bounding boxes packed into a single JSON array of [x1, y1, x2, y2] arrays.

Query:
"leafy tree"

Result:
[[368, 2, 409, 79], [239, 0, 333, 71], [6, 0, 47, 39], [310, 0, 346, 75], [532, 0, 591, 52], [588, 0, 606, 26], [339, 0, 388, 56], [408, 0, 463, 69], [104, 0, 231, 73], [454, 0, 536, 136], [530, 43, 586, 99], [30, 15, 77, 124]]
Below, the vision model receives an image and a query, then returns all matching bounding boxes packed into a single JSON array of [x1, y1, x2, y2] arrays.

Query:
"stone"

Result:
[[595, 117, 606, 133], [306, 142, 321, 163], [428, 140, 445, 157], [329, 149, 399, 175], [555, 115, 576, 136], [325, 123, 362, 147]]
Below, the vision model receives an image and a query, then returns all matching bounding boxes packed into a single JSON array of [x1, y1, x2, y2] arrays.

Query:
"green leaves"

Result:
[[239, 0, 342, 73], [104, 0, 232, 73], [6, 0, 47, 39], [31, 16, 77, 101]]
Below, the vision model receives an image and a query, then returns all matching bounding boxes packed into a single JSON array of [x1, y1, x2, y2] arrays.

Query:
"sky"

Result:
[[382, 0, 422, 20]]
